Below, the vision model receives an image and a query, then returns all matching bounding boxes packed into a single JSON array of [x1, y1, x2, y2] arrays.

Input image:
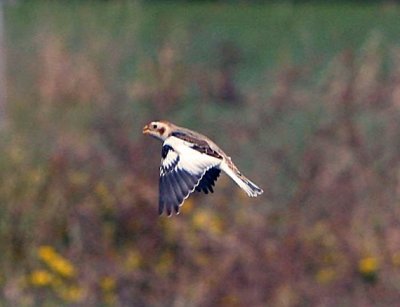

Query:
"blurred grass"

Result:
[[2, 0, 400, 305]]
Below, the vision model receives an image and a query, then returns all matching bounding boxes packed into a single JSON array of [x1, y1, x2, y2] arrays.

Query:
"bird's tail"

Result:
[[221, 162, 263, 197]]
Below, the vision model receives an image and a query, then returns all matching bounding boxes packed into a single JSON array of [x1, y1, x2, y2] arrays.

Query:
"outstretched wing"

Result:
[[159, 136, 222, 216], [195, 168, 221, 194]]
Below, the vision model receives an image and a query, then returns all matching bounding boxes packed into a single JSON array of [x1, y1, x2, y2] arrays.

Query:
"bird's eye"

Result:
[[152, 124, 158, 129]]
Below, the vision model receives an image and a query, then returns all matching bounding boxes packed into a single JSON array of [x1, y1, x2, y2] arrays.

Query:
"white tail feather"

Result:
[[220, 163, 263, 197]]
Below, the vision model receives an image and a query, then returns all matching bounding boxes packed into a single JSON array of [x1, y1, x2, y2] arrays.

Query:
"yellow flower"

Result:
[[57, 285, 84, 302], [192, 210, 223, 235], [50, 258, 76, 278], [124, 251, 142, 270], [315, 268, 336, 284], [100, 276, 116, 293], [38, 245, 57, 263], [38, 246, 76, 278], [358, 256, 379, 274], [29, 270, 54, 287], [193, 211, 208, 229], [392, 252, 400, 266], [180, 198, 194, 214]]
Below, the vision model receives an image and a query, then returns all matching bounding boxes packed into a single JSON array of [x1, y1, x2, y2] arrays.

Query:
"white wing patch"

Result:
[[158, 136, 222, 216], [160, 145, 179, 176]]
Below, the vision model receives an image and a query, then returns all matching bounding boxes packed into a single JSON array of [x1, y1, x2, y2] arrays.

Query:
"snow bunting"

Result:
[[143, 120, 263, 216]]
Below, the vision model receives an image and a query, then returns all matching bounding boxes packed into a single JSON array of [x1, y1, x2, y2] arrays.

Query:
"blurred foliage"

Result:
[[2, 0, 400, 305]]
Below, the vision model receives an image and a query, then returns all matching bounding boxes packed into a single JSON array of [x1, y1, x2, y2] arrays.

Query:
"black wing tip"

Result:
[[196, 168, 220, 195], [158, 205, 181, 217]]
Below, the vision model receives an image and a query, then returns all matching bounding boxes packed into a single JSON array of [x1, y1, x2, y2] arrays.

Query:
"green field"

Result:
[[2, 1, 400, 305]]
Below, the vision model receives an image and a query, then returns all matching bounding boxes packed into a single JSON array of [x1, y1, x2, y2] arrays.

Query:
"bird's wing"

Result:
[[159, 136, 222, 216], [195, 168, 221, 194], [171, 131, 223, 159]]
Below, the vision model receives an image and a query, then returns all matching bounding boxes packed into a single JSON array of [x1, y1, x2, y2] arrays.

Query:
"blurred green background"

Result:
[[2, 0, 400, 305]]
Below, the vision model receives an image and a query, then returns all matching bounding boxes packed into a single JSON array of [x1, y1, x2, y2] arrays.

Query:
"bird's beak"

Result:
[[142, 124, 150, 134]]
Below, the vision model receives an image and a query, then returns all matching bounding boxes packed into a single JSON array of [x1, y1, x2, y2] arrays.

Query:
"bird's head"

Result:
[[143, 120, 171, 141]]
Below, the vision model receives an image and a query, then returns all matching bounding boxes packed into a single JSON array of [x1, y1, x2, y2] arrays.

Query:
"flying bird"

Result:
[[143, 120, 263, 216]]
